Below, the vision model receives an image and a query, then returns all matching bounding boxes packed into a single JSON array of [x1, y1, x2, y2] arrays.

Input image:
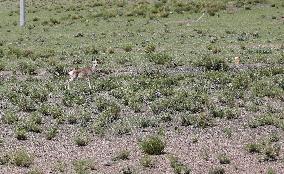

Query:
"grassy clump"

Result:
[[208, 167, 225, 174], [211, 107, 239, 119], [15, 128, 28, 140], [140, 135, 165, 155], [146, 52, 173, 65], [140, 155, 154, 168], [144, 44, 156, 53], [250, 113, 284, 129], [39, 104, 63, 120], [246, 141, 280, 160], [27, 168, 43, 174], [2, 111, 18, 124], [112, 150, 130, 161], [122, 44, 133, 52], [0, 153, 10, 165], [17, 60, 37, 75], [73, 159, 91, 174], [266, 168, 276, 174], [93, 100, 121, 136], [264, 144, 280, 161], [26, 119, 42, 133], [195, 56, 229, 71], [180, 113, 213, 128], [112, 121, 131, 135], [269, 133, 280, 142], [246, 143, 262, 153], [63, 91, 86, 107], [74, 132, 89, 146], [151, 91, 207, 114], [169, 155, 191, 174], [11, 149, 33, 167], [45, 126, 58, 140], [218, 154, 230, 164], [252, 79, 283, 99]]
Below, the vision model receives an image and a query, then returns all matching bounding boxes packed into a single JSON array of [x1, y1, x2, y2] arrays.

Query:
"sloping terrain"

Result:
[[0, 0, 283, 173]]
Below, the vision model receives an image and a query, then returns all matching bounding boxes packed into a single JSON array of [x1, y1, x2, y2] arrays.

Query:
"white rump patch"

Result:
[[68, 70, 75, 76]]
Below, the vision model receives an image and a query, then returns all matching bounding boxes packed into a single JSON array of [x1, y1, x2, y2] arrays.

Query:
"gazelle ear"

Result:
[[93, 59, 98, 65]]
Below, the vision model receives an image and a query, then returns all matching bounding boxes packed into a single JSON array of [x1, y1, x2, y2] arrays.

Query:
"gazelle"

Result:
[[67, 60, 98, 90]]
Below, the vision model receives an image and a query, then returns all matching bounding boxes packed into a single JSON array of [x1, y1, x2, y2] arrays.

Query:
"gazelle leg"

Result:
[[67, 77, 74, 90], [67, 81, 70, 90], [88, 77, 92, 89]]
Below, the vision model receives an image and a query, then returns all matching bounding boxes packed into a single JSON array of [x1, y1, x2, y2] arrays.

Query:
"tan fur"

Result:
[[67, 60, 98, 90], [234, 56, 240, 65]]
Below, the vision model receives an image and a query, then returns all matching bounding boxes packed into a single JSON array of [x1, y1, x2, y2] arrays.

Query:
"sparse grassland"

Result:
[[0, 0, 283, 173]]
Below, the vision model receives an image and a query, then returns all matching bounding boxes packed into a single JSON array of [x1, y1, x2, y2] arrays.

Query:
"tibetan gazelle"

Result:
[[234, 56, 240, 65], [67, 60, 98, 90]]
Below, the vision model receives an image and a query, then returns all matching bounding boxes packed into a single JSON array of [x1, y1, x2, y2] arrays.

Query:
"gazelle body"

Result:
[[67, 60, 98, 90]]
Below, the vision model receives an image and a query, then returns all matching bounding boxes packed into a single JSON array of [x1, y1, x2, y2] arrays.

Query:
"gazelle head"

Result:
[[91, 59, 98, 71]]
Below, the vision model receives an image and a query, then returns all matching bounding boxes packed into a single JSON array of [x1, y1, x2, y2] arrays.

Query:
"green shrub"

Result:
[[2, 111, 18, 124], [180, 114, 195, 126], [74, 132, 89, 146], [208, 167, 225, 174], [39, 104, 63, 119], [13, 95, 37, 112], [7, 47, 23, 58], [84, 45, 99, 55], [26, 120, 42, 133], [97, 98, 121, 117], [140, 135, 165, 155], [223, 128, 232, 138], [122, 44, 133, 52], [96, 77, 120, 91], [18, 60, 37, 75], [0, 154, 10, 165], [112, 150, 130, 161], [146, 52, 173, 65], [15, 128, 28, 140], [144, 44, 156, 53], [269, 133, 280, 142], [169, 155, 191, 174], [232, 72, 252, 90], [181, 113, 212, 128], [73, 160, 91, 174], [27, 168, 43, 174], [121, 166, 135, 174], [266, 168, 276, 174], [195, 56, 229, 71], [49, 18, 60, 25], [29, 112, 43, 125], [212, 107, 239, 119], [11, 149, 33, 167], [95, 107, 120, 129], [113, 121, 131, 135], [218, 154, 230, 164], [67, 114, 78, 124], [46, 126, 58, 140], [252, 80, 283, 99], [140, 155, 154, 168], [246, 143, 262, 153], [63, 91, 86, 107], [139, 117, 158, 128], [264, 144, 280, 161], [50, 63, 66, 77]]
